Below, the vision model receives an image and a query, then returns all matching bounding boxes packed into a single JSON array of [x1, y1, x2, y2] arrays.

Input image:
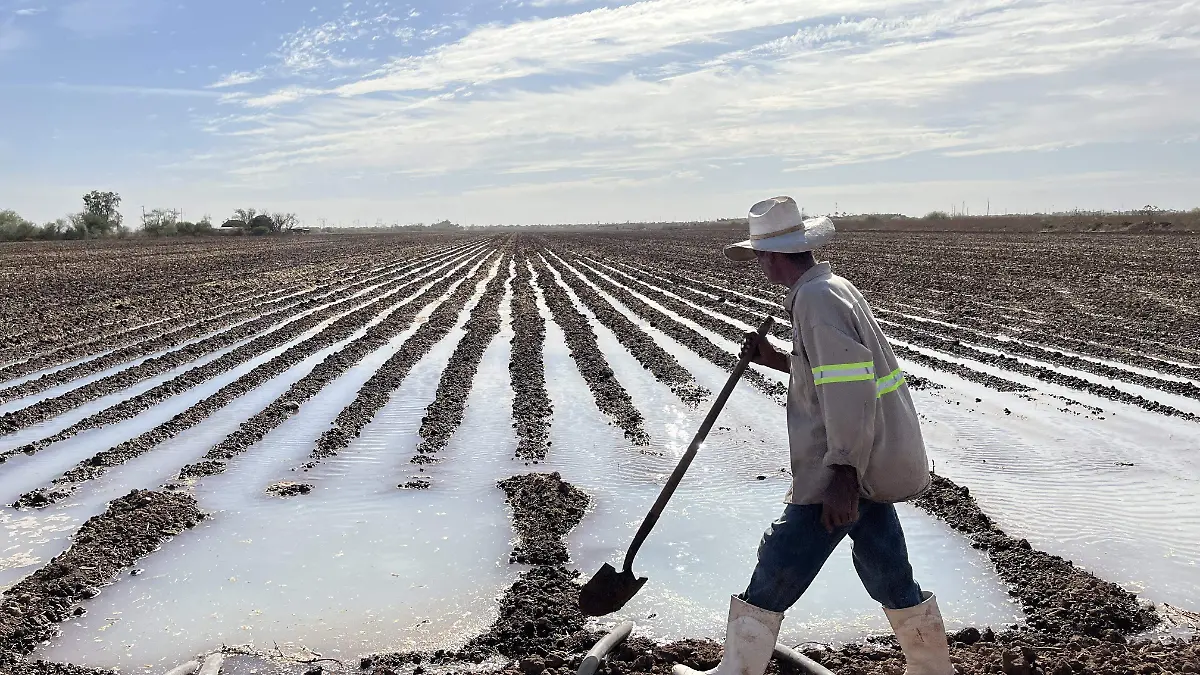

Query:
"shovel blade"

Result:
[[578, 562, 648, 617]]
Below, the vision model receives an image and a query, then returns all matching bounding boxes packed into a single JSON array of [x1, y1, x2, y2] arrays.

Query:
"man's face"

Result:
[[754, 249, 788, 285]]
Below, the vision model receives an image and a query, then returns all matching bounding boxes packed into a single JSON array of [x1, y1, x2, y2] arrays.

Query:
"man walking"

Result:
[[673, 196, 954, 675]]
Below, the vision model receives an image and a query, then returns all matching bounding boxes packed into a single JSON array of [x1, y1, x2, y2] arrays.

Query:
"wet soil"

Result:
[[0, 490, 204, 657], [541, 252, 709, 406], [553, 250, 786, 402], [558, 230, 1200, 383], [368, 472, 592, 671], [603, 257, 1034, 396], [497, 473, 589, 566], [0, 254, 450, 435], [265, 481, 313, 496], [0, 236, 453, 378], [509, 249, 554, 461], [529, 252, 650, 445], [411, 249, 514, 465], [175, 248, 500, 481], [11, 248, 492, 506], [876, 310, 1200, 400], [0, 247, 475, 464], [914, 474, 1159, 636], [882, 323, 1198, 420], [299, 250, 506, 474]]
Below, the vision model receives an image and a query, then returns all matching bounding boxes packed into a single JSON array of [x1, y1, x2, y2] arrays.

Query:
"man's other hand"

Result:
[[820, 465, 861, 533], [741, 331, 789, 373]]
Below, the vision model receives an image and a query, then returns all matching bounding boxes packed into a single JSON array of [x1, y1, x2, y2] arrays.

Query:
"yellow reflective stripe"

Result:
[[813, 373, 875, 385], [812, 361, 875, 386], [812, 361, 874, 374], [875, 368, 906, 397]]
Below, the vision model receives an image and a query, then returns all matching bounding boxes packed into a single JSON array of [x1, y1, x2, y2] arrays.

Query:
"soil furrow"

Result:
[[589, 255, 1030, 396], [509, 247, 553, 461], [0, 249, 453, 403], [10, 248, 495, 507], [613, 259, 793, 341], [625, 262, 1199, 401], [878, 310, 1200, 400], [0, 280, 347, 390], [174, 247, 504, 481], [408, 248, 514, 469], [0, 235, 458, 367], [0, 258, 378, 381], [367, 472, 591, 670], [889, 343, 1033, 392], [0, 283, 305, 372], [914, 473, 1159, 637], [528, 252, 650, 445], [0, 490, 204, 657], [0, 247, 483, 463], [300, 249, 506, 474], [624, 261, 785, 315], [558, 253, 787, 401], [886, 323, 1199, 420], [541, 251, 709, 405], [0, 251, 461, 431]]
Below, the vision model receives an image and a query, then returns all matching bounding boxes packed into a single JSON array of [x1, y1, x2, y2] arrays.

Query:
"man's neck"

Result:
[[781, 257, 818, 288]]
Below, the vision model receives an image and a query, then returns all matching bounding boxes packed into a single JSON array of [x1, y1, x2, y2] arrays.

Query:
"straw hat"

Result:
[[723, 196, 835, 261]]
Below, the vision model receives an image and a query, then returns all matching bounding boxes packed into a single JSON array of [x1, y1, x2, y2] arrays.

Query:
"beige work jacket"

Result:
[[782, 262, 931, 505]]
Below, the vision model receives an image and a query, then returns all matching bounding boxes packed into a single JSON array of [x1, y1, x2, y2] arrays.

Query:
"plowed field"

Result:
[[1, 231, 1196, 675]]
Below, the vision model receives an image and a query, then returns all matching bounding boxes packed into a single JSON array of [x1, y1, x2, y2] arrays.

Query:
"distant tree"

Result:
[[0, 210, 37, 240], [248, 214, 274, 232], [81, 190, 123, 235], [1138, 204, 1162, 223], [233, 208, 259, 224], [270, 212, 299, 233], [924, 210, 949, 220], [250, 225, 271, 236], [141, 208, 179, 236], [38, 218, 72, 240]]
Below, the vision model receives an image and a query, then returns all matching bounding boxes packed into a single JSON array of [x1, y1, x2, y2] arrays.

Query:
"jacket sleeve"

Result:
[[798, 320, 878, 474]]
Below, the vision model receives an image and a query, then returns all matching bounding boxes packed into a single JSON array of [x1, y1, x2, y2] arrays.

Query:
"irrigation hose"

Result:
[[576, 620, 635, 675]]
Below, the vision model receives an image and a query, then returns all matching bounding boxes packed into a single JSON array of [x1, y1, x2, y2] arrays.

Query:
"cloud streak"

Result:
[[203, 0, 1200, 190]]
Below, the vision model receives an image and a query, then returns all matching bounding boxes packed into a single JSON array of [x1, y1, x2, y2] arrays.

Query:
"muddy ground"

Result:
[[0, 235, 468, 378], [2, 232, 1196, 675], [0, 490, 203, 672], [509, 248, 554, 461]]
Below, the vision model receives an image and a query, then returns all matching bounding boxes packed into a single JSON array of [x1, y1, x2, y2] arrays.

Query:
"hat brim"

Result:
[[723, 216, 836, 262]]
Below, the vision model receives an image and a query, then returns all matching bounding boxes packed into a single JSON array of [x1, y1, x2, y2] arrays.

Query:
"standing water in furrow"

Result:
[[11, 246, 497, 507]]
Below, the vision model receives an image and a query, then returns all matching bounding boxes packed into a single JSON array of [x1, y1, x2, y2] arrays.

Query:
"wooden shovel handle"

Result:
[[621, 316, 776, 572]]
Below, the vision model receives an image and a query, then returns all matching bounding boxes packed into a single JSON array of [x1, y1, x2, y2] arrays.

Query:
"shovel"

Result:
[[578, 315, 776, 617]]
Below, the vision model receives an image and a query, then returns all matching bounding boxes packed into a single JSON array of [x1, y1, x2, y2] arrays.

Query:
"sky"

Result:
[[1, 0, 1199, 227]]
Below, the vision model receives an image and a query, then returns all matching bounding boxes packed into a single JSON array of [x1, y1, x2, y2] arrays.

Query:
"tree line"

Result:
[[1, 191, 302, 242]]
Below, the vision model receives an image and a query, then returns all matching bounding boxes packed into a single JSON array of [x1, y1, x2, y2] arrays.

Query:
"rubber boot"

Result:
[[672, 595, 783, 675], [884, 591, 957, 675]]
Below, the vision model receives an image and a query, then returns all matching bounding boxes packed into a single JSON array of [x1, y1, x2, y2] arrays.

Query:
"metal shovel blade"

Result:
[[578, 563, 647, 617]]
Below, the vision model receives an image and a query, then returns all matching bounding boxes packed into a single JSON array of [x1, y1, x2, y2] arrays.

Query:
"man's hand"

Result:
[[820, 465, 861, 533], [740, 331, 789, 373]]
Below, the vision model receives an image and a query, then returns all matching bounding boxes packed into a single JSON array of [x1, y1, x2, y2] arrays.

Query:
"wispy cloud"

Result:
[[200, 0, 1200, 192], [15, 7, 46, 16], [47, 83, 223, 97], [209, 71, 264, 89]]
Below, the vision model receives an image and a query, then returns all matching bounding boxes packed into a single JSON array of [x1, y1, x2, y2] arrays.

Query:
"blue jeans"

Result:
[[741, 501, 924, 613]]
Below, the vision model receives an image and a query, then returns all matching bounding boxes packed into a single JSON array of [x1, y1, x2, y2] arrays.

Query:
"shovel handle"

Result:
[[621, 315, 776, 572]]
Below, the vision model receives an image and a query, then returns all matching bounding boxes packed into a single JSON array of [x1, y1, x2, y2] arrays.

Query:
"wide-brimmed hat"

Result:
[[724, 196, 835, 261]]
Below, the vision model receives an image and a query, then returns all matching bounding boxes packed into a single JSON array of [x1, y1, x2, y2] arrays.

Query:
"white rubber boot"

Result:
[[884, 591, 957, 675], [672, 595, 783, 675]]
